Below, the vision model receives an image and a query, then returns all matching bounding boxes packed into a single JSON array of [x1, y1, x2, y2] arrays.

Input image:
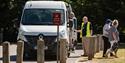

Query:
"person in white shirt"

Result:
[[102, 19, 112, 57], [105, 19, 119, 58]]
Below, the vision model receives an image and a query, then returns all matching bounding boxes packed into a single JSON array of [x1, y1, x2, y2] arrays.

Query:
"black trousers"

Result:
[[102, 36, 111, 56]]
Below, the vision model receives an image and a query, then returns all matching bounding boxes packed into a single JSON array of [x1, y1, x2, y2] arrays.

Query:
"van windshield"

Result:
[[21, 9, 65, 25]]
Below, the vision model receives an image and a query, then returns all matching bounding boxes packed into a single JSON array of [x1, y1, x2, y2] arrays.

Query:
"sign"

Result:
[[53, 13, 61, 25], [53, 13, 61, 63]]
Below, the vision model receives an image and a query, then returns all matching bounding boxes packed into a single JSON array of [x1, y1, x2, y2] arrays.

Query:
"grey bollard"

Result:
[[16, 40, 24, 63], [100, 35, 104, 51], [94, 36, 97, 54], [60, 39, 67, 63], [37, 38, 44, 63], [2, 41, 10, 63], [101, 35, 104, 51], [88, 37, 95, 60], [99, 35, 102, 51], [96, 35, 100, 52]]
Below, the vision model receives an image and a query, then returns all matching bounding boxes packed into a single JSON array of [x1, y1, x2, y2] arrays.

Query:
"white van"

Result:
[[17, 1, 71, 58]]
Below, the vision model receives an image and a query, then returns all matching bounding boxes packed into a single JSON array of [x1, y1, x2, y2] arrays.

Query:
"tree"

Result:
[[63, 0, 125, 34]]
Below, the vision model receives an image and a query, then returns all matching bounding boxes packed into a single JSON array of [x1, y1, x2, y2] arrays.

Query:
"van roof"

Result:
[[24, 1, 67, 10]]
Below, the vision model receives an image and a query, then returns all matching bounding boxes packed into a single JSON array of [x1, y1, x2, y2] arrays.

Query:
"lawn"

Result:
[[77, 43, 125, 63]]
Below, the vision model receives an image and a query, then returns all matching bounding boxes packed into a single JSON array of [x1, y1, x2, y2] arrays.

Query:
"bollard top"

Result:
[[38, 38, 44, 42], [2, 41, 10, 45], [17, 40, 24, 43], [92, 35, 97, 37], [3, 41, 10, 44], [60, 38, 67, 42]]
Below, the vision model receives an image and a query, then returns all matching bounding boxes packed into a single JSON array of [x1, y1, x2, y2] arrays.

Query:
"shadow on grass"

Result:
[[78, 59, 88, 62], [95, 57, 114, 59], [119, 43, 125, 49]]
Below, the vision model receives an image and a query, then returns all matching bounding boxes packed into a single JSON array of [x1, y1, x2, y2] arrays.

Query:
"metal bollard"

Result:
[[37, 38, 44, 63], [2, 41, 10, 63], [60, 39, 66, 63], [16, 40, 24, 63]]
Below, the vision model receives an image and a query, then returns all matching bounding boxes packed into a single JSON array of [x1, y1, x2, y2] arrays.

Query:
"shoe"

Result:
[[114, 55, 118, 58], [110, 54, 118, 58], [103, 55, 105, 57], [81, 54, 88, 57], [71, 48, 75, 51], [103, 54, 106, 57], [110, 53, 114, 56], [104, 54, 108, 58], [69, 49, 75, 53]]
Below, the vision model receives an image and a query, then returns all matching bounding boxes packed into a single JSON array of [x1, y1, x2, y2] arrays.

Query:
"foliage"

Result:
[[64, 0, 125, 34], [0, 0, 125, 41]]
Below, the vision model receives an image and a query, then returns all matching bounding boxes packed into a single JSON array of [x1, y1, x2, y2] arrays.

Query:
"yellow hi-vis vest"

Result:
[[80, 22, 91, 38]]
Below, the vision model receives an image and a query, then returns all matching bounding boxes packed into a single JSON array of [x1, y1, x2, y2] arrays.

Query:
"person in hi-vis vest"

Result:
[[80, 16, 93, 56]]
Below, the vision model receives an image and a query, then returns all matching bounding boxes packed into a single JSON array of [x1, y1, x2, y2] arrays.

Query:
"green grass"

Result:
[[77, 43, 125, 63], [94, 43, 125, 63]]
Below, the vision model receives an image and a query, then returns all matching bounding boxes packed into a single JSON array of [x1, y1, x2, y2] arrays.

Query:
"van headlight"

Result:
[[59, 30, 66, 39], [54, 30, 66, 42], [17, 30, 27, 42]]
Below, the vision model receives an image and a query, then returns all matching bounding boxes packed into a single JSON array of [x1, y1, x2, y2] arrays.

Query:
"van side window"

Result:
[[66, 11, 69, 22]]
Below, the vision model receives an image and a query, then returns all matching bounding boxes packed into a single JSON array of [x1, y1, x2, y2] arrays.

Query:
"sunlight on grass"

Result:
[[77, 44, 125, 63], [94, 43, 125, 63], [93, 49, 125, 63]]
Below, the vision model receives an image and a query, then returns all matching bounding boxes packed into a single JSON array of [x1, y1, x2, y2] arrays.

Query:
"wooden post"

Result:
[[101, 35, 104, 51], [93, 36, 96, 58], [99, 35, 102, 51], [99, 35, 103, 51], [94, 36, 97, 53], [96, 35, 100, 52], [16, 40, 24, 63], [37, 39, 44, 63], [2, 41, 10, 63], [60, 39, 66, 63], [88, 37, 95, 60]]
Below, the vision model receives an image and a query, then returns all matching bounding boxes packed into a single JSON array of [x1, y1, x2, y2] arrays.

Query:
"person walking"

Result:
[[105, 19, 119, 58], [69, 12, 77, 52], [80, 16, 93, 56], [102, 19, 112, 57]]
